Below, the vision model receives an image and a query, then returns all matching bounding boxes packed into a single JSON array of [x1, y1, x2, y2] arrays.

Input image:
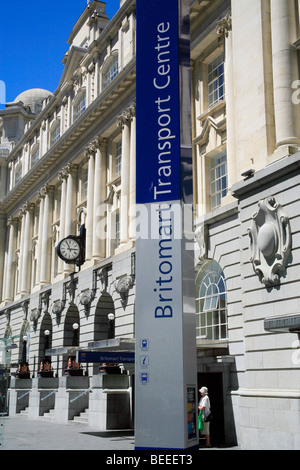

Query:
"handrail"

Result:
[[70, 387, 92, 403], [41, 389, 58, 401], [17, 391, 30, 400]]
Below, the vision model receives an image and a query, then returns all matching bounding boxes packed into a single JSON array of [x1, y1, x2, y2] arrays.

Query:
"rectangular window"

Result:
[[103, 58, 119, 90], [74, 96, 86, 122], [208, 54, 224, 107], [50, 124, 61, 147], [210, 154, 227, 211], [115, 139, 122, 177], [82, 166, 88, 201], [31, 146, 40, 167], [114, 211, 120, 249]]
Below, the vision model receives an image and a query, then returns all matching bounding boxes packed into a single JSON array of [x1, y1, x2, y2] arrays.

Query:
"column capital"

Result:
[[216, 12, 232, 38], [37, 184, 55, 200], [84, 141, 97, 158], [117, 110, 131, 128], [7, 216, 18, 227], [60, 163, 78, 177], [20, 202, 35, 215], [129, 102, 136, 119], [96, 137, 108, 151]]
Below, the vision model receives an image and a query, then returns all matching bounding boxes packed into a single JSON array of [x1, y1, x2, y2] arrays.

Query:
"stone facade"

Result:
[[0, 0, 299, 449]]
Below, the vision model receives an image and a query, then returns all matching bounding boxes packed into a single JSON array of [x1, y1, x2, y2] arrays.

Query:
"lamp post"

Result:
[[44, 330, 50, 353], [72, 323, 79, 347], [21, 336, 28, 364], [107, 313, 115, 339], [18, 335, 30, 378]]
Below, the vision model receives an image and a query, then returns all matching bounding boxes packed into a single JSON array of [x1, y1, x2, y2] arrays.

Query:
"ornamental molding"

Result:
[[30, 308, 41, 331], [79, 288, 95, 316], [216, 12, 232, 38], [248, 197, 292, 286], [115, 275, 133, 308]]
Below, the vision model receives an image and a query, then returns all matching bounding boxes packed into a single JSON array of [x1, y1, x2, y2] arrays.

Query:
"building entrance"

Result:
[[198, 372, 225, 445]]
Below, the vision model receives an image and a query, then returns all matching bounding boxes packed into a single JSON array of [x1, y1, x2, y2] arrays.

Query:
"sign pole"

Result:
[[135, 0, 198, 450]]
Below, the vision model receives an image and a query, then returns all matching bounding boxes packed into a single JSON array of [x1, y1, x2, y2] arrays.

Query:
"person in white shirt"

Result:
[[198, 386, 211, 447]]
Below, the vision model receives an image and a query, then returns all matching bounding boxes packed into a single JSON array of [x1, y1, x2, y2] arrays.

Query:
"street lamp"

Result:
[[108, 313, 115, 339], [17, 336, 30, 378], [21, 336, 28, 364], [44, 330, 50, 352], [72, 322, 79, 347]]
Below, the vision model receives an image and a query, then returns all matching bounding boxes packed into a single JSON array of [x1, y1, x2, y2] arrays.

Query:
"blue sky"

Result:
[[0, 0, 120, 107]]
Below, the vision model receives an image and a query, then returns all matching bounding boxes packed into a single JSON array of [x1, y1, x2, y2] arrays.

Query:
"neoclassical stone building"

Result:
[[0, 0, 299, 449]]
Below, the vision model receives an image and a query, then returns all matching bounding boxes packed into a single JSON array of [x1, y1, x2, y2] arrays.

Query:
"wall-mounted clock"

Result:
[[56, 225, 86, 267]]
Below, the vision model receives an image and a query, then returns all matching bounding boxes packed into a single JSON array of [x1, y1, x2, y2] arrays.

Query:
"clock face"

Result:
[[58, 237, 81, 261]]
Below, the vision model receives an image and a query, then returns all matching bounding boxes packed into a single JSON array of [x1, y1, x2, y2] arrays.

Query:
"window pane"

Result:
[[195, 262, 228, 341], [103, 56, 119, 90], [207, 54, 225, 107], [210, 154, 228, 210]]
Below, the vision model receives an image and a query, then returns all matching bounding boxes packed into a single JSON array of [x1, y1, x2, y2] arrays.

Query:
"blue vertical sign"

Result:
[[136, 3, 181, 204], [135, 0, 198, 450]]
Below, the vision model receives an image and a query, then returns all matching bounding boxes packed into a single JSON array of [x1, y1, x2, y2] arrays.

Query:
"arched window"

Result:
[[73, 90, 86, 122], [15, 161, 23, 185], [31, 143, 40, 167], [195, 260, 228, 340], [50, 120, 61, 147], [102, 53, 119, 91]]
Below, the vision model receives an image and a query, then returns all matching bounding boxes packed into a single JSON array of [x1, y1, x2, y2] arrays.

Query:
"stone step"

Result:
[[41, 409, 56, 422], [72, 409, 89, 425]]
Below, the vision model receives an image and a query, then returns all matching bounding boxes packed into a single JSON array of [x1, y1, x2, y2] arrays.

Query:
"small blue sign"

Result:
[[140, 372, 149, 385], [140, 339, 149, 351], [136, 2, 181, 204], [77, 351, 135, 364]]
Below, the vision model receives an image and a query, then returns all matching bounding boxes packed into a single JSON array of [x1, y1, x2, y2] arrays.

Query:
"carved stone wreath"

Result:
[[248, 197, 292, 286], [115, 275, 133, 307]]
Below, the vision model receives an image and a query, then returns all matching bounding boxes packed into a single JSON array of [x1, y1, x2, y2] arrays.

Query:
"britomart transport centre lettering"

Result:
[[153, 21, 178, 201], [154, 204, 176, 319], [136, 9, 180, 205]]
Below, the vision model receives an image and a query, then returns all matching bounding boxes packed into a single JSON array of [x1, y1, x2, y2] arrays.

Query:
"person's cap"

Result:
[[199, 386, 208, 394]]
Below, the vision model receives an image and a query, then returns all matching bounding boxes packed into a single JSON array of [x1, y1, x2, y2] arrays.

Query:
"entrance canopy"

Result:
[[46, 338, 135, 357]]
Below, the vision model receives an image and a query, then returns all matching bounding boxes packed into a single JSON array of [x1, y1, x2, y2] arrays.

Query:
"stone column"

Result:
[[271, 0, 300, 150], [93, 138, 107, 259], [0, 212, 6, 302], [17, 212, 25, 294], [129, 104, 136, 240], [94, 54, 100, 98], [65, 164, 77, 236], [0, 153, 8, 199], [217, 14, 236, 192], [85, 143, 96, 261], [44, 117, 49, 154], [4, 217, 17, 302], [117, 111, 131, 246], [64, 164, 77, 273], [40, 186, 54, 287], [35, 191, 45, 286], [67, 92, 72, 129], [20, 202, 34, 295], [57, 169, 68, 275]]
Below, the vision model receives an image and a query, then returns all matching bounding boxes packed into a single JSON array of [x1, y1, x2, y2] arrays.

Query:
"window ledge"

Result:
[[197, 100, 226, 123], [196, 338, 228, 350]]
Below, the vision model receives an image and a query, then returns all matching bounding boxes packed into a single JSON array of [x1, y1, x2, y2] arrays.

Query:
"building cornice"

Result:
[[0, 58, 136, 216], [231, 151, 300, 199]]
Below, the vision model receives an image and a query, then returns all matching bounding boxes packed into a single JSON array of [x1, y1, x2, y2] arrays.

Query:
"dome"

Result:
[[14, 88, 53, 114]]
